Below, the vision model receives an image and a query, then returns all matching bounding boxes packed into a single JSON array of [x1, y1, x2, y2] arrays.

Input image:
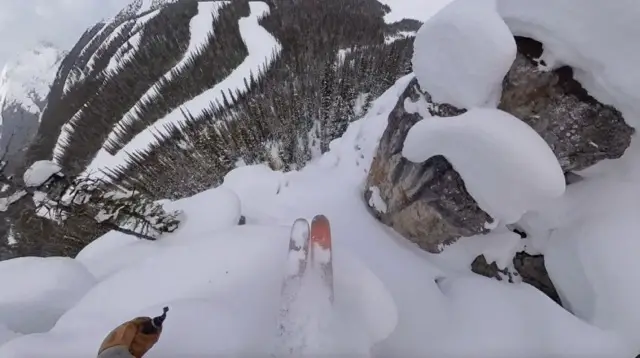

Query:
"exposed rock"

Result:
[[471, 252, 561, 305], [513, 252, 561, 304], [365, 35, 634, 254], [499, 37, 634, 172], [365, 78, 491, 253]]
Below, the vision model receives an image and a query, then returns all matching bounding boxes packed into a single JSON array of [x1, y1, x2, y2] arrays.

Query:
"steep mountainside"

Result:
[[0, 44, 65, 174], [0, 0, 420, 257]]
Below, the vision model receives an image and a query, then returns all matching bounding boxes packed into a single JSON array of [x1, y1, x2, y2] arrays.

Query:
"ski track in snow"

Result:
[[84, 1, 282, 180], [52, 10, 160, 163], [105, 2, 224, 151]]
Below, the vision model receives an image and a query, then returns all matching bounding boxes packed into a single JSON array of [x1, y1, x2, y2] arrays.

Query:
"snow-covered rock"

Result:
[[365, 78, 491, 253], [411, 0, 516, 109], [22, 160, 62, 187], [0, 257, 95, 334], [496, 0, 640, 128], [403, 107, 565, 224], [500, 38, 634, 172]]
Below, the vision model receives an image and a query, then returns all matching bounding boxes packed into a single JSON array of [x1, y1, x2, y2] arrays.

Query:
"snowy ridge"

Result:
[[105, 2, 224, 149], [0, 44, 64, 117], [52, 10, 161, 163], [84, 1, 282, 179]]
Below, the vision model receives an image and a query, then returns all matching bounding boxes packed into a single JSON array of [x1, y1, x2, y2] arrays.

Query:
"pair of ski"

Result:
[[274, 215, 335, 355], [282, 214, 334, 302]]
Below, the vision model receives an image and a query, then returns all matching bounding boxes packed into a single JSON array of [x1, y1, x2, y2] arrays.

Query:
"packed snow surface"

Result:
[[403, 108, 565, 224], [0, 74, 634, 358], [85, 1, 282, 180], [22, 160, 62, 187], [0, 44, 63, 115], [412, 0, 516, 109], [107, 2, 224, 151]]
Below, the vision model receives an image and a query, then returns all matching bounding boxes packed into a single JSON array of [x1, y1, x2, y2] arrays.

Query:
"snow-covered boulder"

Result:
[[0, 257, 95, 334], [499, 37, 633, 172], [403, 107, 565, 224], [22, 160, 62, 187], [411, 0, 516, 109], [365, 78, 491, 253]]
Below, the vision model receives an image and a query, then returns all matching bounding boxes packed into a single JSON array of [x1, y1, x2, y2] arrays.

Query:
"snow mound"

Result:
[[496, 0, 640, 127], [0, 257, 95, 334], [75, 186, 241, 280], [541, 180, 640, 352], [0, 44, 63, 115], [0, 224, 396, 357], [402, 108, 565, 224], [22, 160, 62, 187], [0, 324, 19, 347], [85, 1, 282, 181], [412, 0, 516, 108]]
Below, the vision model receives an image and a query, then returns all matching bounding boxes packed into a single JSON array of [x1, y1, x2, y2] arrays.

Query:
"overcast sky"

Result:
[[0, 0, 131, 67]]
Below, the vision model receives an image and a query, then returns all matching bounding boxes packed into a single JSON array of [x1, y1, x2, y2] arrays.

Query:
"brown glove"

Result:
[[98, 317, 163, 358]]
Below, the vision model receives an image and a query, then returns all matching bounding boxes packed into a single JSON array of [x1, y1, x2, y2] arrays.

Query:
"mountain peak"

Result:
[[0, 43, 66, 116]]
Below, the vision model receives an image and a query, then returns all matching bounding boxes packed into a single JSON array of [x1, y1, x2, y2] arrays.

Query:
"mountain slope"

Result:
[[0, 44, 65, 173]]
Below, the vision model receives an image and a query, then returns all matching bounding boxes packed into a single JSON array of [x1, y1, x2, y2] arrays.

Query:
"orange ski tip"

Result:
[[310, 215, 332, 250]]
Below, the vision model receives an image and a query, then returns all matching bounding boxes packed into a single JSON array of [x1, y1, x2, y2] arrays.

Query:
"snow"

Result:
[[367, 186, 387, 214], [376, 0, 453, 23], [402, 108, 565, 224], [0, 257, 95, 335], [106, 2, 224, 151], [75, 186, 241, 280], [0, 191, 27, 213], [22, 160, 62, 187], [1, 73, 632, 357], [4, 0, 640, 355], [496, 0, 640, 128], [411, 0, 516, 109], [84, 1, 282, 180], [83, 19, 134, 74], [0, 44, 63, 115], [105, 10, 161, 74]]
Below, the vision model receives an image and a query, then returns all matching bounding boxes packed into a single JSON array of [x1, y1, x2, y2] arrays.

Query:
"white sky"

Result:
[[0, 0, 131, 67]]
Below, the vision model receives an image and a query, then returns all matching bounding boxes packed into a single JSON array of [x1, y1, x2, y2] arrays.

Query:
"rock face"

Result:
[[499, 37, 634, 171], [365, 36, 634, 300], [365, 78, 491, 253], [471, 252, 561, 305], [365, 36, 634, 254]]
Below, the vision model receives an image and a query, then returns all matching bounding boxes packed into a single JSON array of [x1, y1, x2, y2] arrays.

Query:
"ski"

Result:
[[309, 214, 334, 303], [283, 218, 310, 284]]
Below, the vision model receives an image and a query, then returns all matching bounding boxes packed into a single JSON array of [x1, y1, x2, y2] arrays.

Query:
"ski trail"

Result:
[[85, 1, 282, 180], [105, 2, 223, 151]]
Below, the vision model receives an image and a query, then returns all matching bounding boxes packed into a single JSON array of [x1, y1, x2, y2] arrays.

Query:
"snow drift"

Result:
[[411, 0, 516, 109]]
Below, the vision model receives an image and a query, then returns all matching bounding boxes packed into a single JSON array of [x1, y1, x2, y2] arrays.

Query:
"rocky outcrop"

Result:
[[365, 36, 634, 254], [365, 36, 634, 301], [472, 252, 561, 304], [499, 37, 634, 171], [365, 78, 491, 253]]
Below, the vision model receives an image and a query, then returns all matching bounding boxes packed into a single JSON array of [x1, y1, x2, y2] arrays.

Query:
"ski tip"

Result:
[[310, 215, 331, 250], [311, 214, 330, 225]]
